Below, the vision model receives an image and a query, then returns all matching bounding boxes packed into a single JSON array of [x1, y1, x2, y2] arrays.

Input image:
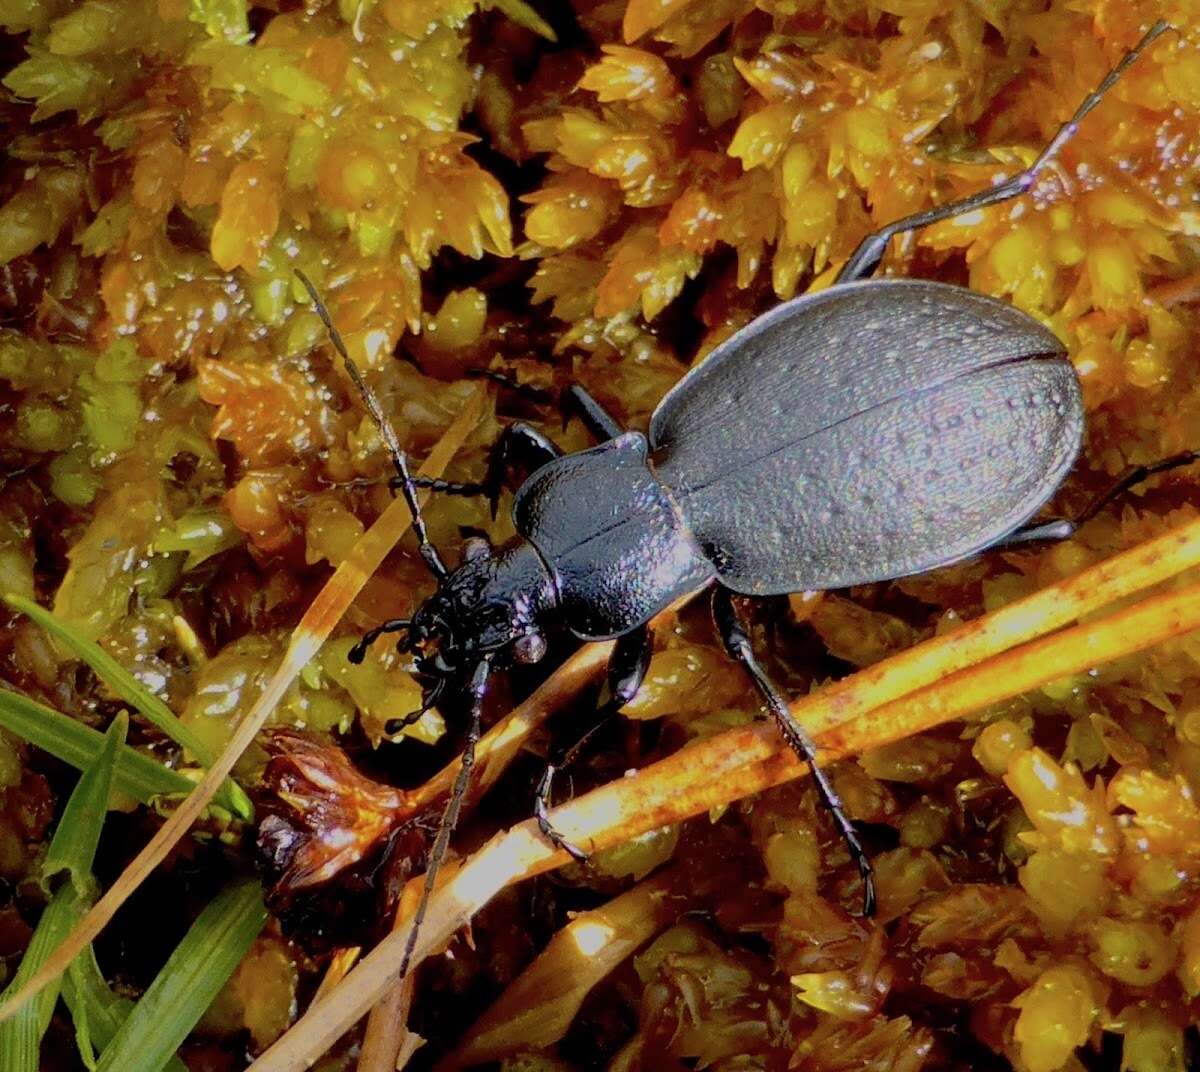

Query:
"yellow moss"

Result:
[[1012, 962, 1102, 1072], [1088, 917, 1174, 987], [3, 3, 1200, 1067], [972, 719, 1032, 778]]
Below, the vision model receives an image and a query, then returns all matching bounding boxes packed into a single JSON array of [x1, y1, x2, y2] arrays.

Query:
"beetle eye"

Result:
[[462, 536, 491, 562], [512, 630, 547, 664]]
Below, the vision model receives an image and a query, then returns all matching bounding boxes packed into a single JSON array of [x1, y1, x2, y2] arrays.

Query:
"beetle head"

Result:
[[405, 537, 556, 678]]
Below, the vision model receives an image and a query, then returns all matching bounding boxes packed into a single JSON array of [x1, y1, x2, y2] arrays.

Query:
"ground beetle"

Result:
[[297, 17, 1194, 976]]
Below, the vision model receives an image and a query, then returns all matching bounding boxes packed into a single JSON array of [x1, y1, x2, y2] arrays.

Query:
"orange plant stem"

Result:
[[248, 518, 1200, 1072]]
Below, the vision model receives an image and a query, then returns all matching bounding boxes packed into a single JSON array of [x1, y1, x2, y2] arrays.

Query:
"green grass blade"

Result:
[[4, 594, 203, 754], [0, 885, 88, 1071], [5, 590, 201, 749], [3, 594, 252, 820], [63, 952, 108, 1071], [0, 686, 191, 803], [63, 948, 187, 1072], [94, 879, 268, 1072], [42, 712, 126, 896], [0, 715, 125, 1072]]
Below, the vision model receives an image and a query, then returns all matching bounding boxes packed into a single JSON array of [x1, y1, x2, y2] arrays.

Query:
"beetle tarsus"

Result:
[[998, 448, 1200, 550], [534, 767, 589, 862], [400, 475, 490, 497], [1074, 449, 1200, 527], [712, 587, 876, 918]]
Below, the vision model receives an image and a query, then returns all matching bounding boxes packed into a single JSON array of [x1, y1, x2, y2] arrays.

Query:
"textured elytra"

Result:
[[651, 280, 1082, 592]]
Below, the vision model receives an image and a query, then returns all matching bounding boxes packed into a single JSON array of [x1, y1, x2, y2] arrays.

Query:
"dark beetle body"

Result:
[[502, 279, 1081, 642], [401, 272, 1091, 924], [306, 21, 1170, 965], [513, 431, 714, 638]]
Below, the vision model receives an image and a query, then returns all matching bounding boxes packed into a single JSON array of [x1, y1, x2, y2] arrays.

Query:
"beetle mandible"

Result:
[[298, 17, 1193, 974]]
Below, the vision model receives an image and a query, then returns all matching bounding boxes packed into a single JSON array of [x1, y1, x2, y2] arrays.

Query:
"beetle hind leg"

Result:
[[997, 449, 1200, 550], [835, 20, 1171, 285], [535, 625, 652, 861], [712, 587, 876, 917]]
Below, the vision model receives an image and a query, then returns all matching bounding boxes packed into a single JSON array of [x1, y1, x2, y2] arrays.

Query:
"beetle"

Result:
[[296, 17, 1190, 975]]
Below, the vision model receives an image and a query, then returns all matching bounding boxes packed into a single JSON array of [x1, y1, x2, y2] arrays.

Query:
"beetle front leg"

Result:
[[563, 384, 626, 442], [484, 422, 563, 517], [391, 420, 564, 517], [996, 449, 1200, 550], [712, 587, 876, 917], [399, 475, 490, 496], [535, 624, 652, 860]]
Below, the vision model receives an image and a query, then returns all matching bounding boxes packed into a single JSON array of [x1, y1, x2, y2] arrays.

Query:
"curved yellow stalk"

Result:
[[249, 516, 1200, 1071]]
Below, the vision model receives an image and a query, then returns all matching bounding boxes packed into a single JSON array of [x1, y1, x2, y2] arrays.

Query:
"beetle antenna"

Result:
[[295, 270, 447, 581], [384, 676, 447, 735], [397, 657, 490, 983], [347, 619, 412, 664]]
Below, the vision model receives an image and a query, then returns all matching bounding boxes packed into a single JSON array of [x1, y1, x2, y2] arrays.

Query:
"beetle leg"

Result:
[[321, 473, 487, 497], [535, 624, 652, 861], [484, 422, 563, 518], [835, 21, 1171, 285], [563, 384, 626, 442], [712, 587, 876, 917], [997, 449, 1200, 550], [465, 367, 556, 405], [389, 424, 559, 514], [397, 475, 490, 497]]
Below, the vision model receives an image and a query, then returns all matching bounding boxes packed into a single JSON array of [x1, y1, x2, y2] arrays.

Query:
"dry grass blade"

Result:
[[358, 881, 424, 1072], [358, 960, 419, 1072], [247, 514, 1200, 1071], [361, 606, 683, 1072], [0, 386, 485, 1026], [436, 869, 678, 1071], [414, 640, 616, 811], [313, 948, 362, 1005]]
